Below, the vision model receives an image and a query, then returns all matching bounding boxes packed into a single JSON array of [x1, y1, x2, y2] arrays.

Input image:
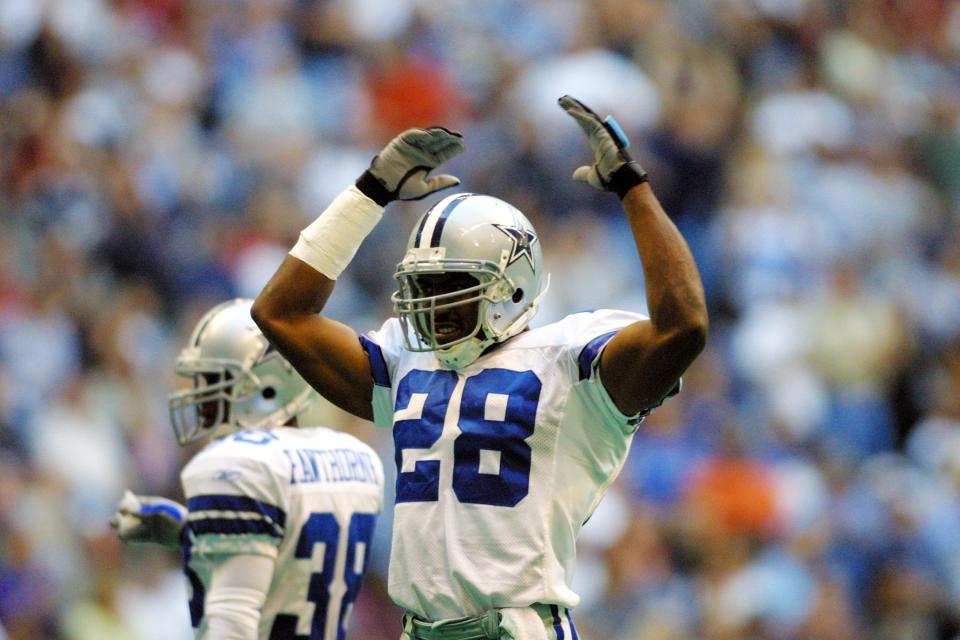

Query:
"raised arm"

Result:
[[559, 95, 708, 416], [252, 128, 465, 420]]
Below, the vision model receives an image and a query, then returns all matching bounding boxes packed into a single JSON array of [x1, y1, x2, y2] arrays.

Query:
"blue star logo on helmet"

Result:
[[493, 224, 538, 269]]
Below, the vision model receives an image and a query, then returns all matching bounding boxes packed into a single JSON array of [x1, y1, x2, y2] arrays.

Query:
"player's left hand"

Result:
[[558, 95, 648, 199], [110, 490, 187, 548]]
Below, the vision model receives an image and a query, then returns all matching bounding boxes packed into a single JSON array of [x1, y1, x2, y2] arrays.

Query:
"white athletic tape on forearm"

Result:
[[289, 185, 384, 279]]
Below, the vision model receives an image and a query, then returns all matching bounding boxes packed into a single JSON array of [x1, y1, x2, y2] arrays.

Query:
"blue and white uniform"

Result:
[[180, 426, 384, 640], [361, 309, 674, 627]]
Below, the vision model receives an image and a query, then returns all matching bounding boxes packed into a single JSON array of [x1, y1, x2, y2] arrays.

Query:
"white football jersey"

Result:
[[361, 309, 675, 620], [180, 426, 384, 639]]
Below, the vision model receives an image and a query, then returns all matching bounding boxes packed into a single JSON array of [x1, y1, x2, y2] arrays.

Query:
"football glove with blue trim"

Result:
[[110, 489, 186, 548], [559, 95, 648, 199]]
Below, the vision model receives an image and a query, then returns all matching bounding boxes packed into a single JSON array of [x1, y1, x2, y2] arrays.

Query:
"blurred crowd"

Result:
[[1, 0, 959, 638]]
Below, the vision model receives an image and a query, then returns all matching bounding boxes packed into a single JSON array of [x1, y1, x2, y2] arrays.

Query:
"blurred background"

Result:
[[1, 0, 959, 638]]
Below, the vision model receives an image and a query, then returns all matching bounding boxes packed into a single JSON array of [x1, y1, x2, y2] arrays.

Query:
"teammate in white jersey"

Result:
[[111, 299, 385, 640], [251, 95, 708, 639]]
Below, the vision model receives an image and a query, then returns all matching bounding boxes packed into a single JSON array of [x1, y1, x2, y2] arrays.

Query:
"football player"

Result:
[[251, 95, 708, 639], [112, 299, 384, 640]]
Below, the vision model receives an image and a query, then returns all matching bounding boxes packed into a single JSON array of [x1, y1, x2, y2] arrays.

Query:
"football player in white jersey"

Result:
[[251, 95, 708, 639], [111, 299, 385, 640]]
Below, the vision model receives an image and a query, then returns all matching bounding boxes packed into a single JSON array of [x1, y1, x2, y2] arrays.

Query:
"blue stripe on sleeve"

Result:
[[359, 336, 391, 387], [577, 331, 617, 381], [550, 604, 565, 640], [188, 517, 282, 538], [187, 495, 286, 529]]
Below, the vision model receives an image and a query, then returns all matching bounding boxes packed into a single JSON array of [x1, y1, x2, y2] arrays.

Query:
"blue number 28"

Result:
[[393, 368, 542, 507]]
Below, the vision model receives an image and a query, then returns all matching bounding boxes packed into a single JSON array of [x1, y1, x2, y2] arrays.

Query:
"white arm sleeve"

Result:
[[200, 553, 276, 640], [289, 185, 383, 279]]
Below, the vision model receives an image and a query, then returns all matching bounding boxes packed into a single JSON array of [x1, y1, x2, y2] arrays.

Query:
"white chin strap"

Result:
[[207, 421, 238, 442], [436, 336, 491, 369], [434, 275, 551, 369]]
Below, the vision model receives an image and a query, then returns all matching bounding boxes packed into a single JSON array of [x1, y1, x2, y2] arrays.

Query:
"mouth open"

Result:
[[434, 321, 466, 344]]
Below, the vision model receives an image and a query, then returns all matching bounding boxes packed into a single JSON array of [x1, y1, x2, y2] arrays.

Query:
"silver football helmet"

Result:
[[168, 299, 313, 445], [392, 193, 549, 368]]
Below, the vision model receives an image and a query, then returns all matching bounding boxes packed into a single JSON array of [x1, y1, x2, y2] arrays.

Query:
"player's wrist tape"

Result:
[[608, 161, 648, 200], [355, 168, 395, 206], [289, 186, 383, 279]]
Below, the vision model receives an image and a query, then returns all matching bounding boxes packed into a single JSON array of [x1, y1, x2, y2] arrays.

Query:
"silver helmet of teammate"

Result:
[[392, 193, 549, 368], [168, 299, 313, 444]]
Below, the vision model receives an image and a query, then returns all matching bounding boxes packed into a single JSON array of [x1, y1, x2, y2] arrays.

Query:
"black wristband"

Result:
[[608, 162, 649, 199], [355, 169, 394, 207]]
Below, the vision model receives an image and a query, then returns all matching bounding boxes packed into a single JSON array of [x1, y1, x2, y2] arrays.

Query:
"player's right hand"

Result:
[[110, 489, 187, 548], [355, 127, 465, 206]]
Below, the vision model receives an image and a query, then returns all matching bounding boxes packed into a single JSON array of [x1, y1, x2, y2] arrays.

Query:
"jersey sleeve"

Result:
[[180, 440, 289, 560], [359, 317, 406, 429], [199, 553, 275, 640], [564, 309, 682, 434]]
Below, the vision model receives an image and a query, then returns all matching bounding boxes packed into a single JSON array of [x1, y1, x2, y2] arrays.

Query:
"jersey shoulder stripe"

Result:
[[188, 516, 282, 538], [577, 330, 617, 380], [185, 493, 287, 553], [182, 436, 291, 557], [359, 336, 391, 387], [187, 494, 287, 530]]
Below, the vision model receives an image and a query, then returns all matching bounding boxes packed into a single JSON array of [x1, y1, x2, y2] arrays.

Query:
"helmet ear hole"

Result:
[[512, 288, 524, 303], [262, 386, 276, 400]]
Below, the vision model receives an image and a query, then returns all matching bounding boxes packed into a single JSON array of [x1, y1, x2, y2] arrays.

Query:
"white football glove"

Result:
[[355, 127, 465, 205], [559, 94, 649, 199], [110, 489, 187, 548]]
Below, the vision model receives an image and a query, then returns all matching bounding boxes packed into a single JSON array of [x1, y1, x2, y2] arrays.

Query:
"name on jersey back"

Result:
[[283, 447, 379, 486]]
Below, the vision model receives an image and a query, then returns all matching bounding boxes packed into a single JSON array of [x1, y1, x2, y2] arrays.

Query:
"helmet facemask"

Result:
[[167, 299, 313, 445], [394, 266, 500, 354], [392, 244, 548, 369], [170, 355, 266, 445]]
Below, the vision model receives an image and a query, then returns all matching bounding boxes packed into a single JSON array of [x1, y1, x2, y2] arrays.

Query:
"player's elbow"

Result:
[[250, 295, 269, 328], [653, 291, 708, 360], [250, 294, 281, 341], [664, 314, 708, 366], [682, 321, 708, 359]]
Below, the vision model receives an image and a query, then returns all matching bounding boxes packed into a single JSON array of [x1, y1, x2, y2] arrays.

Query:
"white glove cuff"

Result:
[[289, 185, 384, 279]]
